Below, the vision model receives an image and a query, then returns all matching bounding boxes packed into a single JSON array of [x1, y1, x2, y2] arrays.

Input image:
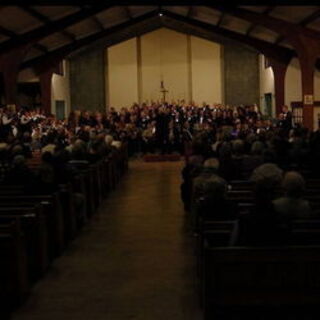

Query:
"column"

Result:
[[289, 34, 320, 130], [269, 58, 288, 116], [39, 68, 54, 115], [186, 34, 193, 104], [136, 36, 143, 105], [0, 46, 29, 106]]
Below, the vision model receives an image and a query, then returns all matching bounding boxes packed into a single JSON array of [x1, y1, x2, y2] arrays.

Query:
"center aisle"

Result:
[[12, 160, 202, 320]]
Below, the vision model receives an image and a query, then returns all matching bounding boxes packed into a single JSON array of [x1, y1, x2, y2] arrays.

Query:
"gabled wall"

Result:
[[106, 28, 224, 108]]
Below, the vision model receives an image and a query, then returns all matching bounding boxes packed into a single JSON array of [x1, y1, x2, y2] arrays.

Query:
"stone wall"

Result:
[[224, 44, 259, 106], [69, 48, 105, 111]]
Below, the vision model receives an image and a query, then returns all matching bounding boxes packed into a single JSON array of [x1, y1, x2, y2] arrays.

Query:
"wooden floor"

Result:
[[12, 160, 202, 320]]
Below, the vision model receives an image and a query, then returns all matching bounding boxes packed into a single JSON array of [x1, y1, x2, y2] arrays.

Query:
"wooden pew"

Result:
[[0, 193, 65, 257], [0, 184, 78, 246], [58, 184, 77, 241], [0, 218, 29, 310], [0, 191, 68, 251], [0, 206, 48, 280], [203, 245, 320, 319], [197, 220, 237, 283]]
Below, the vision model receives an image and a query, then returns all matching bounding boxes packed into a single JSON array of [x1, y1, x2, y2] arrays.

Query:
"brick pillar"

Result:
[[299, 56, 317, 130], [2, 67, 19, 105], [0, 46, 29, 106], [289, 35, 320, 130], [39, 69, 54, 115], [269, 58, 288, 116]]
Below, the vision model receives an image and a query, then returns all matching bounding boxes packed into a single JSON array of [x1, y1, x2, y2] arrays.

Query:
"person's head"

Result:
[[203, 176, 228, 202], [251, 163, 283, 202], [11, 145, 23, 157], [203, 158, 220, 171], [232, 139, 244, 156], [251, 141, 264, 155], [105, 134, 113, 146], [13, 155, 26, 167], [282, 171, 305, 198]]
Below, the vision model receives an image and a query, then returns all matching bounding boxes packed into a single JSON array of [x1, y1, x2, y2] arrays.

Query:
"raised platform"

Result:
[[143, 154, 181, 162]]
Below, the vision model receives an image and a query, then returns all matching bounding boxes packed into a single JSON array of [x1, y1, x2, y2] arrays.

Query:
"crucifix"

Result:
[[160, 80, 169, 103]]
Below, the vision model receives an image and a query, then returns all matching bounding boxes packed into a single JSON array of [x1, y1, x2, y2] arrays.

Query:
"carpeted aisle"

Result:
[[12, 160, 202, 320]]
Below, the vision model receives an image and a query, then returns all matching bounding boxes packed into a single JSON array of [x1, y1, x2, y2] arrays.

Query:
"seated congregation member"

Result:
[[52, 148, 86, 226], [273, 171, 311, 219], [230, 139, 246, 180], [191, 158, 221, 231], [218, 142, 237, 182], [4, 155, 39, 193], [69, 140, 89, 163], [198, 175, 236, 221], [87, 132, 103, 164], [233, 163, 287, 246], [41, 133, 57, 155], [192, 158, 220, 201], [241, 140, 264, 180], [288, 129, 310, 170], [7, 138, 32, 159], [180, 154, 203, 212], [0, 147, 11, 184], [37, 152, 58, 194]]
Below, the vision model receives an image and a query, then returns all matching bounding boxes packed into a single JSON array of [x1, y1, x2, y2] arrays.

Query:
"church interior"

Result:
[[1, 3, 320, 320]]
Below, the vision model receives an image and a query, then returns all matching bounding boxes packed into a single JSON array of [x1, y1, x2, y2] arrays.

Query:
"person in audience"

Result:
[[4, 155, 38, 193], [231, 139, 245, 180], [190, 158, 221, 231], [37, 151, 58, 194], [180, 154, 203, 211], [199, 175, 236, 221], [218, 142, 236, 181], [241, 140, 264, 179], [273, 171, 311, 219], [234, 163, 286, 246], [250, 163, 283, 209], [0, 148, 11, 184], [192, 158, 220, 202], [41, 133, 57, 155]]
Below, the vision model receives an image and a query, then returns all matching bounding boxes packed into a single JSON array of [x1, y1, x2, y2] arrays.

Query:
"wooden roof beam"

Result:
[[21, 6, 76, 42], [0, 3, 114, 54], [123, 6, 132, 20], [275, 8, 320, 44], [187, 6, 195, 18], [0, 24, 47, 53], [91, 16, 104, 31], [77, 5, 104, 31], [208, 5, 320, 41], [217, 12, 226, 27], [21, 9, 159, 70], [246, 6, 274, 36]]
